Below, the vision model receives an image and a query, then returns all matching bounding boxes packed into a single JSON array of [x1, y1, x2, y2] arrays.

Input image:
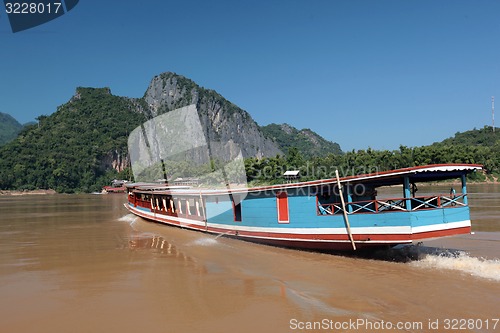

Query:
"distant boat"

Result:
[[102, 179, 128, 194], [124, 164, 481, 251]]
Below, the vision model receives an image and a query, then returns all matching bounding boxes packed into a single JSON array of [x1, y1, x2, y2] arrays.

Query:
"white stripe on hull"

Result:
[[127, 205, 410, 235], [411, 220, 471, 233]]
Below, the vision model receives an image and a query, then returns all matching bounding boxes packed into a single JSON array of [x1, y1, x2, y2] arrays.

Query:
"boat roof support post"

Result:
[[346, 184, 353, 213], [200, 192, 208, 231], [403, 176, 412, 211], [461, 174, 468, 205]]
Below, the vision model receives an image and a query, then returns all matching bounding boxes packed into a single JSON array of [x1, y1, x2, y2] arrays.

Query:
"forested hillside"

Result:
[[0, 88, 145, 192], [0, 112, 23, 146], [260, 123, 342, 157], [436, 126, 500, 147], [244, 127, 497, 185]]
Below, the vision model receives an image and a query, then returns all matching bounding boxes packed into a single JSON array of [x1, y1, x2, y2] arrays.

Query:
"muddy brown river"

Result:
[[0, 184, 498, 332]]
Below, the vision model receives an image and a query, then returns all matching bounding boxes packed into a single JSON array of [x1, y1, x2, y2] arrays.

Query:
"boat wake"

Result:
[[187, 230, 238, 247], [361, 245, 500, 282], [118, 214, 139, 224], [189, 237, 220, 247], [409, 251, 500, 282]]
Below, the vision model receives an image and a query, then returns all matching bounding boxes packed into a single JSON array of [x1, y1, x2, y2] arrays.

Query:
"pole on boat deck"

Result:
[[461, 174, 468, 205], [403, 176, 412, 211], [335, 170, 356, 251]]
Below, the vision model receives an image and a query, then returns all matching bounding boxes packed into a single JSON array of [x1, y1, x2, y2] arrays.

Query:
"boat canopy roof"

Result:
[[125, 182, 190, 191], [332, 163, 482, 187], [126, 163, 482, 195]]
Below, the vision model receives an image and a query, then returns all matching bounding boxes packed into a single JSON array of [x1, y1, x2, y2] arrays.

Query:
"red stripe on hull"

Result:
[[411, 226, 471, 240], [229, 230, 410, 242], [241, 238, 389, 251]]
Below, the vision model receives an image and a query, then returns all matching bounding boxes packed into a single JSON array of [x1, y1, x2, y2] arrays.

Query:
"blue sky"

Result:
[[1, 0, 499, 151]]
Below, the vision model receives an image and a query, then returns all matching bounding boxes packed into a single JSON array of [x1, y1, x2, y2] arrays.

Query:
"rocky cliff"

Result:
[[141, 72, 282, 159]]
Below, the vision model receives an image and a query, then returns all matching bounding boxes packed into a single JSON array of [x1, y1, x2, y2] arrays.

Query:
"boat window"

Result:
[[316, 191, 340, 215], [351, 185, 377, 202], [187, 198, 196, 216], [195, 200, 201, 216], [348, 185, 377, 213], [317, 192, 338, 205]]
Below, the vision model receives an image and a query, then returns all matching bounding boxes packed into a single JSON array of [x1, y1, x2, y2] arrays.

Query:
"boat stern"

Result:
[[409, 206, 472, 241]]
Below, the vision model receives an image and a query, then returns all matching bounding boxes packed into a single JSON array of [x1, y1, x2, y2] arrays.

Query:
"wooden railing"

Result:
[[317, 194, 467, 215]]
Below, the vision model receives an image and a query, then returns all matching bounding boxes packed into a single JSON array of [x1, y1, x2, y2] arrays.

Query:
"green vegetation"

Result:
[[244, 129, 498, 185], [0, 88, 146, 193], [0, 112, 23, 146], [436, 126, 500, 147], [260, 123, 342, 158]]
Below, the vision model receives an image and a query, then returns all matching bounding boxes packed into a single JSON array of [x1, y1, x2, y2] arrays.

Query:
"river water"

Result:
[[0, 184, 498, 333]]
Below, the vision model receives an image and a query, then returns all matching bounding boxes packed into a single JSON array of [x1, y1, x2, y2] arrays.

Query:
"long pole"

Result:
[[335, 170, 356, 250]]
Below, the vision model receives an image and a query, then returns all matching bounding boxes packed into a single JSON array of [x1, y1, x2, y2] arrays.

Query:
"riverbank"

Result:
[[1, 181, 499, 195], [0, 189, 57, 196]]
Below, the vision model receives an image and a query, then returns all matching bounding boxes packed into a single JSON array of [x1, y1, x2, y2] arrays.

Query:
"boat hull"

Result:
[[125, 203, 471, 251]]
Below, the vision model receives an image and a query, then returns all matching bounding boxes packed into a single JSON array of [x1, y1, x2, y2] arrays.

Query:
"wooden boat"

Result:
[[102, 180, 128, 194], [124, 164, 481, 251]]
